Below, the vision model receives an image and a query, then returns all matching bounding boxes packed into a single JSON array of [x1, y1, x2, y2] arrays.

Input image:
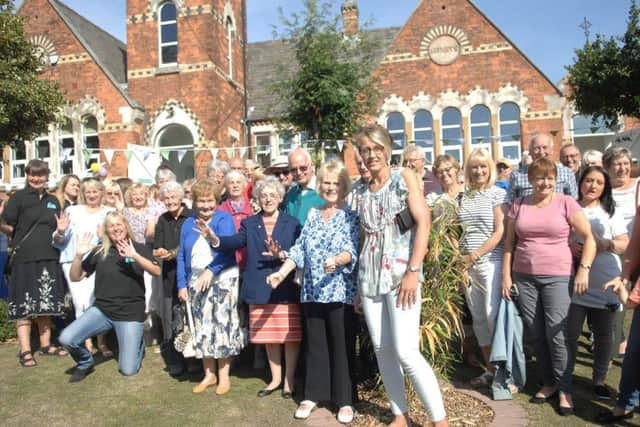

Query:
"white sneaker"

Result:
[[337, 406, 354, 424], [294, 400, 317, 419]]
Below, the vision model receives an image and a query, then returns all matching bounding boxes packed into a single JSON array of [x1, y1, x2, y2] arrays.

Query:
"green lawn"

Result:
[[0, 343, 300, 427]]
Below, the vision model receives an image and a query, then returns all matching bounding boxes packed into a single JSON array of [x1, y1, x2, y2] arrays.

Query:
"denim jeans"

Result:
[[59, 306, 145, 375], [617, 307, 640, 411]]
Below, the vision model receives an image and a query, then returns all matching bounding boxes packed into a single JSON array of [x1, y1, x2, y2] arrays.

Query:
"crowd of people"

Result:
[[2, 124, 640, 425]]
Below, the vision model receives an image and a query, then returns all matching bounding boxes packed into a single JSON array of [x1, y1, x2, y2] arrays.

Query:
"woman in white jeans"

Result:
[[355, 124, 447, 427], [458, 149, 508, 387]]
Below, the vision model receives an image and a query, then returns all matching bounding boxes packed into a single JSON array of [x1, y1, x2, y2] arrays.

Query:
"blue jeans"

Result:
[[617, 308, 640, 411], [59, 306, 144, 375]]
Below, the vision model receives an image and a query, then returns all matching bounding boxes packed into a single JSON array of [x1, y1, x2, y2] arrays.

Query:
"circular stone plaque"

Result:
[[428, 35, 461, 65]]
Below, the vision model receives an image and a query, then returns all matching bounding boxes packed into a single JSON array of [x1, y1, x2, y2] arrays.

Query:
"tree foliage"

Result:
[[271, 0, 381, 146], [566, 1, 640, 127], [0, 0, 65, 145]]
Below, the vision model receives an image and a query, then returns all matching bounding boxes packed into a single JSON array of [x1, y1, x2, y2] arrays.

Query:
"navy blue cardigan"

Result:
[[218, 212, 301, 304]]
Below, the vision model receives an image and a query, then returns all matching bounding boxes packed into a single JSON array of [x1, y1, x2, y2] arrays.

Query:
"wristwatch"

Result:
[[408, 265, 420, 273]]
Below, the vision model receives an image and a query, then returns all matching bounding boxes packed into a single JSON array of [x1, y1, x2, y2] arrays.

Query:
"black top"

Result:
[[82, 242, 158, 322], [153, 205, 193, 295], [2, 186, 61, 263]]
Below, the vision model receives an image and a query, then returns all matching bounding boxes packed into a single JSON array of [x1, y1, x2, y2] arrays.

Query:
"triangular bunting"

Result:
[[336, 140, 344, 152], [124, 150, 132, 161], [239, 147, 247, 158], [226, 148, 233, 159], [103, 149, 115, 165], [82, 149, 91, 160], [590, 126, 599, 134], [210, 148, 218, 159], [550, 130, 559, 136], [177, 149, 187, 163], [62, 148, 73, 160], [160, 150, 170, 161], [512, 134, 521, 141]]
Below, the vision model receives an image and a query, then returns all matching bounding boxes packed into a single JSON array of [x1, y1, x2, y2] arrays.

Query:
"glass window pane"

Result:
[[442, 108, 461, 126], [391, 136, 404, 151], [60, 118, 73, 135], [499, 103, 520, 122], [13, 143, 26, 160], [36, 140, 50, 158], [500, 123, 520, 142], [442, 128, 462, 143], [83, 116, 98, 134], [386, 112, 405, 131], [471, 105, 490, 123], [85, 135, 99, 150], [162, 45, 178, 64], [160, 3, 177, 21], [471, 126, 491, 144], [161, 24, 178, 43], [444, 148, 461, 163], [414, 110, 432, 129], [502, 145, 520, 160], [414, 130, 433, 148]]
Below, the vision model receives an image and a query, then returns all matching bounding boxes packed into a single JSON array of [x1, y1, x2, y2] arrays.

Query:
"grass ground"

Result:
[[0, 343, 300, 427]]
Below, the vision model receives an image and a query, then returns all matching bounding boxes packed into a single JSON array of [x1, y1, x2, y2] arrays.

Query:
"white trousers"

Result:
[[62, 263, 96, 319], [466, 258, 503, 347], [362, 288, 446, 421]]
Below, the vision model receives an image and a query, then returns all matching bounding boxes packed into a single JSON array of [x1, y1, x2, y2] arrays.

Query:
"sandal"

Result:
[[294, 400, 317, 419], [38, 345, 68, 357], [18, 351, 37, 367]]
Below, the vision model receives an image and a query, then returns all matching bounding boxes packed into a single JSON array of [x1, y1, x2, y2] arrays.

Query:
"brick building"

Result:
[[10, 0, 630, 186]]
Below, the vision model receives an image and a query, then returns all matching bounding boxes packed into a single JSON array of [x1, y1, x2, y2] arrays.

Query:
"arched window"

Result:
[[441, 107, 463, 163], [413, 110, 434, 163], [386, 112, 405, 165], [157, 124, 194, 182], [82, 115, 100, 170], [499, 103, 521, 161], [226, 16, 234, 78], [58, 118, 75, 175], [470, 105, 492, 154], [159, 2, 178, 66]]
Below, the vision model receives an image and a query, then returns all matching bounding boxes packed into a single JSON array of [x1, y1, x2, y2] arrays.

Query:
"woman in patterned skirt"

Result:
[[209, 176, 302, 399], [177, 178, 247, 395], [1, 160, 68, 367]]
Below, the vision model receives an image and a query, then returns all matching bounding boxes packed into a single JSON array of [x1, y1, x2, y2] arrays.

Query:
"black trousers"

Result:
[[303, 302, 354, 407]]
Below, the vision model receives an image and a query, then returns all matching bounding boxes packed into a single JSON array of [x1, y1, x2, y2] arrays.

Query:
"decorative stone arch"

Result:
[[466, 86, 497, 116], [378, 94, 412, 125], [434, 89, 469, 118], [60, 95, 106, 129], [408, 91, 436, 114], [490, 83, 529, 115], [146, 99, 205, 146], [149, 0, 184, 15]]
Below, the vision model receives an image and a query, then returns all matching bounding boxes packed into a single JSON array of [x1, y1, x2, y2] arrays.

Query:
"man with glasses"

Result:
[[265, 155, 293, 192], [402, 145, 441, 196], [559, 143, 582, 179], [283, 148, 324, 226]]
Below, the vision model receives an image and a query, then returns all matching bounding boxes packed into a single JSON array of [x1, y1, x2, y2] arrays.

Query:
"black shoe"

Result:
[[282, 391, 293, 399], [529, 390, 558, 404], [69, 366, 95, 383], [595, 409, 633, 423], [557, 406, 574, 416], [594, 384, 612, 400], [257, 384, 282, 397]]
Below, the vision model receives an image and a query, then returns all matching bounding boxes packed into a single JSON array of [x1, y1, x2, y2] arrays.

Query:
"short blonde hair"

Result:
[[191, 178, 221, 204], [464, 148, 496, 190], [354, 124, 393, 161], [124, 183, 149, 207], [79, 178, 105, 204], [317, 159, 352, 200]]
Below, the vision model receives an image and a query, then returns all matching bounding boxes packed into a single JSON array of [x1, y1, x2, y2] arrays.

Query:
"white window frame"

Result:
[[33, 136, 52, 171], [278, 133, 296, 158], [254, 133, 271, 167], [441, 107, 463, 165], [58, 119, 76, 176], [226, 16, 234, 79], [469, 105, 492, 155], [158, 2, 178, 67], [386, 112, 405, 165], [498, 103, 522, 162], [82, 115, 100, 171], [10, 141, 28, 184], [413, 110, 434, 164]]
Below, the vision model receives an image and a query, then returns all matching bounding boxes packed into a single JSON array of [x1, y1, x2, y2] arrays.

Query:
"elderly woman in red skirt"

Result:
[[208, 176, 302, 398]]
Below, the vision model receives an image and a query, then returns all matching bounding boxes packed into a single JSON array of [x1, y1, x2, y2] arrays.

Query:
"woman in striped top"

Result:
[[209, 176, 302, 399]]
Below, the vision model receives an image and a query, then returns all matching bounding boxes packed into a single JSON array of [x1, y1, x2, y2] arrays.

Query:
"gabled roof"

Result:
[[246, 27, 400, 122], [48, 0, 141, 109]]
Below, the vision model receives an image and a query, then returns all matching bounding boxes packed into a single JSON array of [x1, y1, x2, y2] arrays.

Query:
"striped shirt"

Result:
[[508, 162, 577, 203]]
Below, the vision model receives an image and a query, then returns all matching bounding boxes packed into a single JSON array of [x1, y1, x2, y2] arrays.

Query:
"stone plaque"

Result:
[[428, 35, 461, 65]]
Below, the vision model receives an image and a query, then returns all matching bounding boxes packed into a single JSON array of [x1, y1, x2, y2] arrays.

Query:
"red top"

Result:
[[217, 196, 252, 269]]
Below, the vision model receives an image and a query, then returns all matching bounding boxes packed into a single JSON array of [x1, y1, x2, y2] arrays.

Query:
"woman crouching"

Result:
[[59, 212, 161, 382]]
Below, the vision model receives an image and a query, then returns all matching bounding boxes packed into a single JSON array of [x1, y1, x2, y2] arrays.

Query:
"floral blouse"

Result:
[[288, 207, 359, 304]]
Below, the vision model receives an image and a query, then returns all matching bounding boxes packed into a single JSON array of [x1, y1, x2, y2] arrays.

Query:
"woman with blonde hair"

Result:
[[458, 148, 508, 387], [103, 179, 124, 212], [59, 212, 160, 382], [56, 174, 81, 209]]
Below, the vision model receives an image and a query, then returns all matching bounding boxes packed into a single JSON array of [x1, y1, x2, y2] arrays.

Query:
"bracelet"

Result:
[[579, 263, 591, 270]]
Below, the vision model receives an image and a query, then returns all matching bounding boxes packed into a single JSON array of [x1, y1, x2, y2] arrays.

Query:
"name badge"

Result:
[[124, 257, 136, 264], [47, 202, 57, 209]]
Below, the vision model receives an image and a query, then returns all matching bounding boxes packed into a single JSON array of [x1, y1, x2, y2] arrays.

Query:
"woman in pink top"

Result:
[[502, 157, 595, 415], [217, 170, 252, 269]]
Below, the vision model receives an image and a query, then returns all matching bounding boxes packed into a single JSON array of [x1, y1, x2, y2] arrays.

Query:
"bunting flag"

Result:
[[550, 130, 559, 136], [226, 148, 233, 158], [336, 140, 344, 152], [62, 148, 73, 160], [239, 147, 247, 158], [160, 150, 170, 160], [124, 150, 132, 161], [177, 149, 187, 163], [82, 149, 91, 161], [210, 148, 218, 159], [590, 126, 600, 134], [103, 149, 115, 165]]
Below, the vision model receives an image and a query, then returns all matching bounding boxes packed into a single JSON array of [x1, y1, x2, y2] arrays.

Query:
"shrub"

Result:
[[0, 299, 16, 342]]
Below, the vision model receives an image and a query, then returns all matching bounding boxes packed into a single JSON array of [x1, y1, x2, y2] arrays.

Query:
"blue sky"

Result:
[[15, 0, 631, 83]]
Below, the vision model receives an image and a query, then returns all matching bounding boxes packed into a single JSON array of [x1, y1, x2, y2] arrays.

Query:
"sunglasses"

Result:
[[276, 169, 292, 176], [290, 165, 309, 174]]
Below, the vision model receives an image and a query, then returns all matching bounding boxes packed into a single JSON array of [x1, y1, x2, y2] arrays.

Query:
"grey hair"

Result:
[[155, 168, 176, 183], [253, 176, 286, 200], [402, 145, 425, 160], [582, 149, 603, 167], [159, 181, 184, 199], [224, 170, 247, 188], [528, 132, 554, 151], [207, 159, 230, 175], [603, 146, 632, 169]]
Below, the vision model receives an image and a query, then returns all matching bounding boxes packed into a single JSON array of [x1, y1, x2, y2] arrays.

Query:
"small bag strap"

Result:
[[185, 297, 195, 334]]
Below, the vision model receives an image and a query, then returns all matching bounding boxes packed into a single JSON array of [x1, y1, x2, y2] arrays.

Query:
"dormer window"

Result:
[[159, 2, 178, 66]]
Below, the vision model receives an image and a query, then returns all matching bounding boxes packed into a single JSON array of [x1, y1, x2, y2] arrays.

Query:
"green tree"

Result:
[[0, 0, 65, 145], [566, 1, 640, 128], [271, 0, 381, 154]]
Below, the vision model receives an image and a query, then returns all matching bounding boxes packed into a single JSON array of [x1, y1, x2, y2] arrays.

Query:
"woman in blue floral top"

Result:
[[267, 159, 359, 424]]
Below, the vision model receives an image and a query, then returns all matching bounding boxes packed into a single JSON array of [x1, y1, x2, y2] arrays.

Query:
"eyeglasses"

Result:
[[290, 165, 309, 174], [275, 169, 292, 176], [435, 166, 455, 175], [105, 191, 120, 196], [405, 157, 424, 163], [259, 193, 279, 200], [359, 145, 385, 157]]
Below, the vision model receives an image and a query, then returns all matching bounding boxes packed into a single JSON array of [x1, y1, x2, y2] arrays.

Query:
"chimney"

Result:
[[341, 0, 359, 36]]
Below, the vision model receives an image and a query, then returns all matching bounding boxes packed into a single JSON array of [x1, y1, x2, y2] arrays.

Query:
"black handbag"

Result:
[[395, 207, 415, 234]]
